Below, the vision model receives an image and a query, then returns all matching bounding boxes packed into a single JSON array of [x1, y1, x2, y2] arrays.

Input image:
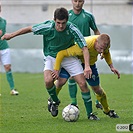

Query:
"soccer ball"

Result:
[[62, 104, 80, 122]]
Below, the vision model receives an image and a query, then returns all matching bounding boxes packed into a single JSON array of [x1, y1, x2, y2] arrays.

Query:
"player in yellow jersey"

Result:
[[53, 34, 120, 118]]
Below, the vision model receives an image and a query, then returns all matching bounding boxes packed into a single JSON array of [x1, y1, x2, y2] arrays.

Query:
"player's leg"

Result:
[[88, 64, 119, 118], [47, 68, 69, 112], [92, 85, 119, 118], [1, 49, 18, 95], [68, 77, 78, 105], [57, 67, 78, 105], [62, 57, 99, 120], [87, 64, 119, 118], [56, 67, 70, 95], [44, 56, 60, 117], [91, 85, 109, 112], [82, 63, 102, 109], [44, 70, 59, 103], [73, 73, 99, 120]]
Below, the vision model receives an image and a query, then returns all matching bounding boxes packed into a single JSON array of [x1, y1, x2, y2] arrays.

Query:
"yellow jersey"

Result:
[[54, 35, 112, 70]]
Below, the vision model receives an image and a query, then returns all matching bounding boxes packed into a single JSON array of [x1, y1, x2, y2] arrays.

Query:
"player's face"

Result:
[[95, 41, 108, 54], [72, 0, 84, 11], [54, 19, 67, 32]]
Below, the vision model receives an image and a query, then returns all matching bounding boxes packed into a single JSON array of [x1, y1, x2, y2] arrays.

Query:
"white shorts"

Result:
[[0, 48, 11, 65], [44, 55, 83, 77]]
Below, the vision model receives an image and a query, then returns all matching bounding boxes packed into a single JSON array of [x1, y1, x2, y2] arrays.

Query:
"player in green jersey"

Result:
[[0, 5, 19, 95], [1, 7, 99, 120], [53, 0, 102, 110]]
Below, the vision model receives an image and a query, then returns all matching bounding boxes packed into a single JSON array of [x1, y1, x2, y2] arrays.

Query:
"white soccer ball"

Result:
[[62, 104, 80, 122]]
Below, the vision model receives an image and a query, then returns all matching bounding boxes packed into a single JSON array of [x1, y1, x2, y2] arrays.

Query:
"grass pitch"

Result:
[[0, 73, 132, 133]]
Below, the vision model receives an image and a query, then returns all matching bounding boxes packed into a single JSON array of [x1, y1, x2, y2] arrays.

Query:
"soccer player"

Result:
[[1, 7, 99, 120], [0, 5, 19, 95], [53, 34, 120, 118], [53, 0, 102, 110]]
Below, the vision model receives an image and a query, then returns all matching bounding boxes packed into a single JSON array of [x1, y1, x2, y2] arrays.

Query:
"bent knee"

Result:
[[78, 81, 89, 91], [4, 64, 11, 71], [92, 86, 103, 95], [45, 78, 54, 88]]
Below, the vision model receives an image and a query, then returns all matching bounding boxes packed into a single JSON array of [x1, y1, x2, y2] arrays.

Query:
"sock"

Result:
[[95, 99, 100, 104], [47, 84, 59, 103], [6, 70, 15, 90], [96, 89, 110, 113], [56, 87, 62, 95], [81, 91, 92, 117], [68, 79, 77, 105], [92, 90, 100, 104], [54, 80, 62, 96]]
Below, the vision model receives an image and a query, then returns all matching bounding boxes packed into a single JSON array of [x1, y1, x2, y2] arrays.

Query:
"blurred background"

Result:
[[0, 0, 133, 73]]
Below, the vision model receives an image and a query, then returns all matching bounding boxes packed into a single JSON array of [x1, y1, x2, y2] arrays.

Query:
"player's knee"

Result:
[[44, 78, 54, 88], [4, 64, 11, 71], [78, 81, 88, 92], [92, 86, 103, 95], [55, 78, 67, 88]]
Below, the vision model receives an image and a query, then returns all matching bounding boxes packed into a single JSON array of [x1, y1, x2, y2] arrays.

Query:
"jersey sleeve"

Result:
[[32, 20, 52, 35], [54, 44, 83, 70], [103, 50, 112, 65], [89, 13, 98, 31], [54, 50, 69, 70], [69, 23, 87, 48]]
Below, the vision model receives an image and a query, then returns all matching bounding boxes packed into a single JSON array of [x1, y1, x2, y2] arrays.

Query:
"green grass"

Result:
[[0, 73, 132, 133]]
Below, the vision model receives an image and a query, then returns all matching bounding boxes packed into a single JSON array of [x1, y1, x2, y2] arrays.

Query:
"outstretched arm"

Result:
[[53, 44, 86, 79], [109, 64, 120, 79], [1, 26, 32, 40], [54, 44, 83, 71], [104, 51, 120, 79], [54, 50, 69, 71]]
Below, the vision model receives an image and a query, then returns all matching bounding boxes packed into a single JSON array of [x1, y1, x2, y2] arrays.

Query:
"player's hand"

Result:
[[111, 68, 120, 79], [1, 33, 12, 40], [84, 66, 92, 79], [51, 70, 59, 80]]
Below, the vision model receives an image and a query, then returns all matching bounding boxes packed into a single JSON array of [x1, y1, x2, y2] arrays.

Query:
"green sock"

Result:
[[81, 91, 92, 117], [68, 79, 77, 105], [47, 84, 59, 103], [6, 70, 14, 90], [95, 99, 99, 104]]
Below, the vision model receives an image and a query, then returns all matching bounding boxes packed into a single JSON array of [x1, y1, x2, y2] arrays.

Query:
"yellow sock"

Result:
[[96, 89, 110, 113], [56, 87, 62, 95], [54, 80, 62, 96]]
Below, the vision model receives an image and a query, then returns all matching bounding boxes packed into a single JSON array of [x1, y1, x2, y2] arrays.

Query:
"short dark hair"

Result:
[[54, 7, 68, 21]]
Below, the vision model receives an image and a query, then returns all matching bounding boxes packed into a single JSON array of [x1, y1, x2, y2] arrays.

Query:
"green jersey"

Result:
[[0, 17, 9, 50], [32, 20, 87, 58], [68, 9, 98, 36]]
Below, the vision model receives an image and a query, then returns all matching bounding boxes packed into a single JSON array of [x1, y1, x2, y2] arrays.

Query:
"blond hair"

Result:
[[97, 34, 110, 48]]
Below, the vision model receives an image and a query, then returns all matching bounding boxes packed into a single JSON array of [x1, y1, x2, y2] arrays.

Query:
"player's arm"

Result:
[[103, 50, 112, 65], [104, 51, 120, 79], [94, 29, 100, 35], [54, 50, 69, 71], [54, 44, 83, 71], [82, 46, 92, 78], [109, 63, 120, 79], [70, 24, 92, 78], [1, 26, 32, 40], [90, 13, 100, 35]]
